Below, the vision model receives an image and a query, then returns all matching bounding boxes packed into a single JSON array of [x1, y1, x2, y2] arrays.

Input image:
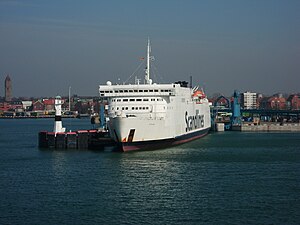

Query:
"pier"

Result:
[[212, 108, 300, 132], [241, 122, 300, 132], [38, 129, 115, 150], [211, 91, 300, 132], [38, 96, 116, 150]]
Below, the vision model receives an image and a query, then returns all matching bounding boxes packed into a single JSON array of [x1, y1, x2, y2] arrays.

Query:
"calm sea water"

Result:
[[0, 118, 299, 225]]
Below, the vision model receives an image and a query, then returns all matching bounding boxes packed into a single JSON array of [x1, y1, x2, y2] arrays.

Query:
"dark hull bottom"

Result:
[[118, 128, 210, 152]]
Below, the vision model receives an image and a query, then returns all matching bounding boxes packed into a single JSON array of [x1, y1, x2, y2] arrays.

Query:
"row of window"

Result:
[[111, 98, 164, 102], [112, 106, 150, 111], [100, 89, 172, 94]]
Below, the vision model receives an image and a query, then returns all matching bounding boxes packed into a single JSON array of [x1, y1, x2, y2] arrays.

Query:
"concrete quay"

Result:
[[241, 122, 300, 132]]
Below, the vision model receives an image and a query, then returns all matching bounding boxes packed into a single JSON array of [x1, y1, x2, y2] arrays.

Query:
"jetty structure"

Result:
[[211, 91, 300, 132], [38, 96, 114, 150]]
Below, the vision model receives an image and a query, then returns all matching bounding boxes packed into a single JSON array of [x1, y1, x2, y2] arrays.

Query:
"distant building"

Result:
[[259, 94, 287, 110], [241, 91, 257, 109], [268, 96, 286, 110], [210, 95, 230, 108], [43, 99, 55, 111], [9, 100, 23, 111], [287, 94, 300, 110], [4, 75, 12, 102], [32, 100, 45, 111], [74, 98, 94, 114], [22, 101, 33, 111], [258, 97, 269, 109], [0, 102, 11, 112], [256, 93, 263, 109]]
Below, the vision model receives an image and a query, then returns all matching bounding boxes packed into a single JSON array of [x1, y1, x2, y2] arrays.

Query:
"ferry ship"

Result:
[[99, 40, 211, 151]]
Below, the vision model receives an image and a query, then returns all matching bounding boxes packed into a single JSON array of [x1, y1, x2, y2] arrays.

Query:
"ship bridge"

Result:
[[99, 83, 179, 98]]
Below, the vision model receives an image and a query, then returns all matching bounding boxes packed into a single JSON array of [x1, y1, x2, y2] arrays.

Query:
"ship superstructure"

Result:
[[99, 40, 211, 151]]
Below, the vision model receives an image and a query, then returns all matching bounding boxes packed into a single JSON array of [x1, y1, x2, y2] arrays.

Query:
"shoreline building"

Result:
[[5, 75, 12, 102], [287, 94, 300, 110], [241, 91, 257, 109]]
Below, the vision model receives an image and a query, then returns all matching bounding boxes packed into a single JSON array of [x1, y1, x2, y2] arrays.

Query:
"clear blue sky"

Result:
[[0, 0, 299, 97]]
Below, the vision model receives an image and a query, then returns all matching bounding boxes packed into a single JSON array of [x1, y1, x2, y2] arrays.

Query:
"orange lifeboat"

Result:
[[192, 90, 206, 99]]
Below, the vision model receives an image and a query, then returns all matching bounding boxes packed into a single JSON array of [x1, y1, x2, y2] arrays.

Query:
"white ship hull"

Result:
[[100, 83, 211, 151], [99, 40, 211, 151], [110, 117, 210, 151]]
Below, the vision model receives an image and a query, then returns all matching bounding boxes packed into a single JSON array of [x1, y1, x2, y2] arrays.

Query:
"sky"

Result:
[[0, 0, 299, 97]]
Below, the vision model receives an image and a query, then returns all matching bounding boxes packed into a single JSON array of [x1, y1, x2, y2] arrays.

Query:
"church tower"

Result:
[[5, 75, 12, 102]]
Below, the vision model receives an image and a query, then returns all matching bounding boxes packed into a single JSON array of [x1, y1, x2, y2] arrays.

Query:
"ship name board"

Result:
[[185, 110, 204, 132]]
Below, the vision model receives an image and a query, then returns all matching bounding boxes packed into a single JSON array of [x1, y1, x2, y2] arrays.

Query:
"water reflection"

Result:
[[109, 148, 207, 221], [51, 151, 68, 179]]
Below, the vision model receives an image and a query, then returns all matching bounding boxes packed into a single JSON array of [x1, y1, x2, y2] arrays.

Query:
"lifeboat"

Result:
[[192, 90, 206, 99]]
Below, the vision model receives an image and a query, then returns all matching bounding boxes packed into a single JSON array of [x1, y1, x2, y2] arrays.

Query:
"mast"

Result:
[[145, 38, 151, 84], [68, 86, 71, 112]]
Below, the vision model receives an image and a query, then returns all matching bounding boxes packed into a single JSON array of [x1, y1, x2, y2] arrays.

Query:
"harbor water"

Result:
[[0, 118, 300, 225]]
